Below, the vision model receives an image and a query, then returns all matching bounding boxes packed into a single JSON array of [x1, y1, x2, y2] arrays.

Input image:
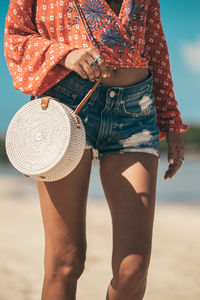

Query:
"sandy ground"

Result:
[[0, 174, 200, 300]]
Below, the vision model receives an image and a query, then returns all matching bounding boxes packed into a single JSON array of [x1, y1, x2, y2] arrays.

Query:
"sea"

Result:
[[0, 154, 199, 204]]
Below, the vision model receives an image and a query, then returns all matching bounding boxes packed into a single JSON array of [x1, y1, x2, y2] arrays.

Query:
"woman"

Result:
[[4, 0, 188, 299]]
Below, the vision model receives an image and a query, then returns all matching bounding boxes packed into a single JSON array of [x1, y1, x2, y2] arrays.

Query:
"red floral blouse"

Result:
[[4, 0, 188, 140]]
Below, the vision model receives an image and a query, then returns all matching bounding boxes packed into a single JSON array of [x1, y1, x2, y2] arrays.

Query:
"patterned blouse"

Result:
[[4, 0, 188, 140]]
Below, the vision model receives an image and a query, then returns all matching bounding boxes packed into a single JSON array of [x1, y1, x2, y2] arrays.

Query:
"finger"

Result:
[[97, 57, 110, 78], [80, 59, 96, 82], [165, 145, 178, 180], [164, 157, 183, 180], [167, 144, 185, 178], [165, 133, 185, 180], [90, 50, 110, 78], [75, 64, 88, 80], [176, 147, 185, 162], [87, 54, 101, 80], [174, 156, 184, 168], [168, 145, 177, 164], [164, 164, 175, 180], [167, 143, 179, 168], [164, 162, 182, 179]]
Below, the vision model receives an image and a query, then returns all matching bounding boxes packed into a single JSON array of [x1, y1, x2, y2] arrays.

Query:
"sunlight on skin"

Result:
[[121, 160, 155, 209]]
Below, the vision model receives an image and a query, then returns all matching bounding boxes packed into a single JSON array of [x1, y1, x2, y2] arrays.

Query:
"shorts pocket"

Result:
[[40, 83, 86, 109], [42, 77, 98, 109], [122, 89, 156, 117], [52, 81, 84, 108]]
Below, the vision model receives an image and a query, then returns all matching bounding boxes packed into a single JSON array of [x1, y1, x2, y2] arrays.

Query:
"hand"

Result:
[[58, 48, 111, 82], [164, 133, 185, 180]]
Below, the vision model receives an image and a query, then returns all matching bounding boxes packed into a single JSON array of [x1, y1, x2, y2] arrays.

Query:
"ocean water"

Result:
[[88, 155, 200, 204], [0, 155, 199, 204]]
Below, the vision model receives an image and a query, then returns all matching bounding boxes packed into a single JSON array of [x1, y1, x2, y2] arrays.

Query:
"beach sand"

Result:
[[0, 174, 200, 300]]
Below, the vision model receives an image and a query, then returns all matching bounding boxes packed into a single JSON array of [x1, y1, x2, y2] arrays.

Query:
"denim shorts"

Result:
[[40, 70, 160, 161]]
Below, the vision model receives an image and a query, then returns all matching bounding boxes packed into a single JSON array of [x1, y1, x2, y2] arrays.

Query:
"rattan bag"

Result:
[[5, 78, 101, 182]]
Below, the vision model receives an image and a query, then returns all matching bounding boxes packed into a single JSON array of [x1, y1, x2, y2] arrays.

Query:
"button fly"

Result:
[[109, 90, 116, 98]]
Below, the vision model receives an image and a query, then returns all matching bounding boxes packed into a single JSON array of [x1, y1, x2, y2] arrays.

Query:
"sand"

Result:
[[0, 174, 200, 300]]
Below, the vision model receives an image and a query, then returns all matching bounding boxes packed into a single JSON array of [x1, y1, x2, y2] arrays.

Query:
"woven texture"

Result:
[[5, 98, 86, 182]]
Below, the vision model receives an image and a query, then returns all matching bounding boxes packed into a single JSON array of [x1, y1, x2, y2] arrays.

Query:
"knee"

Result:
[[114, 254, 150, 293], [45, 244, 87, 282]]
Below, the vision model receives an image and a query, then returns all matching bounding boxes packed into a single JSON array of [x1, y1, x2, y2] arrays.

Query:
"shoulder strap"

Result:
[[73, 0, 93, 45]]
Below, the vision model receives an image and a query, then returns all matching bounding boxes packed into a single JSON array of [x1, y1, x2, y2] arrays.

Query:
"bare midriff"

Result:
[[100, 0, 150, 87], [100, 67, 150, 87]]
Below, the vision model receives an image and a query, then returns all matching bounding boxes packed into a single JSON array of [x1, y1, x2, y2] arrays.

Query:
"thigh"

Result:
[[36, 149, 93, 262], [99, 152, 159, 273]]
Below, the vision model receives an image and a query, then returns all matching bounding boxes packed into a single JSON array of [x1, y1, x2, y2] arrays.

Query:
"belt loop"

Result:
[[114, 88, 123, 111]]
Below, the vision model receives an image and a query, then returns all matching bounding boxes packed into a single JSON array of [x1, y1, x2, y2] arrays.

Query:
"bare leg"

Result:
[[36, 149, 92, 300], [99, 152, 159, 300]]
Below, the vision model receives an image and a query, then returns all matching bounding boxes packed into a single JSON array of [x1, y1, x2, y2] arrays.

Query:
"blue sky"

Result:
[[0, 0, 200, 135]]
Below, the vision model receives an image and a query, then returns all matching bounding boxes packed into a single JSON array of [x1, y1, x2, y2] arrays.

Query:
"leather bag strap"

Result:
[[74, 76, 101, 127], [30, 0, 102, 128]]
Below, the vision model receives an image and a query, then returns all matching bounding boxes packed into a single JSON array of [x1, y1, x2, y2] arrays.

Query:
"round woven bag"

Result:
[[5, 97, 86, 182]]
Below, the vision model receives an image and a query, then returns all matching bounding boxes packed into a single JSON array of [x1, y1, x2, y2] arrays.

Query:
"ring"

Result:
[[177, 158, 184, 164], [90, 61, 96, 68], [169, 159, 174, 164], [93, 55, 103, 65]]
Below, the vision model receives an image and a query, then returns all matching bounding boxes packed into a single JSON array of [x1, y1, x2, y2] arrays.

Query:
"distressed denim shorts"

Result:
[[40, 70, 160, 161]]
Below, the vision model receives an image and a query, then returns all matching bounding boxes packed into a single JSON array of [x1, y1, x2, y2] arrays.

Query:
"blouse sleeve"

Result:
[[144, 0, 189, 141], [4, 0, 76, 97]]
